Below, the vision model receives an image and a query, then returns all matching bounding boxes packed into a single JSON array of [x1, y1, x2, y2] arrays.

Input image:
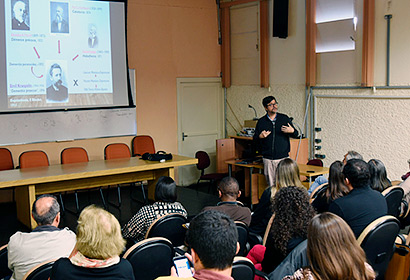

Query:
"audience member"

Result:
[[308, 150, 363, 195], [311, 160, 349, 213], [250, 158, 303, 236], [8, 194, 76, 280], [247, 186, 315, 274], [282, 212, 375, 280], [158, 210, 238, 280], [329, 159, 387, 237], [401, 159, 410, 181], [50, 205, 134, 280], [368, 159, 391, 192], [122, 176, 187, 241], [202, 177, 251, 226], [401, 176, 410, 206]]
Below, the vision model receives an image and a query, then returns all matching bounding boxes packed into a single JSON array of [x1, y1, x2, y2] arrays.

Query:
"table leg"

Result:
[[15, 185, 36, 229], [228, 164, 232, 177]]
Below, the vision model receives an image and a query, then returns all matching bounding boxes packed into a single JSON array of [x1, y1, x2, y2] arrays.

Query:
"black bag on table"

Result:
[[141, 151, 172, 161]]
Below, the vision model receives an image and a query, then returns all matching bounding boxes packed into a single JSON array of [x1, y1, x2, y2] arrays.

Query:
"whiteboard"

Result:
[[0, 69, 137, 145], [0, 108, 136, 145]]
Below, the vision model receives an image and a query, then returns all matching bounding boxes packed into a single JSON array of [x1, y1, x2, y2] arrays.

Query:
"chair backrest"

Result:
[[0, 245, 12, 280], [0, 148, 14, 171], [104, 143, 131, 160], [262, 214, 275, 246], [269, 239, 308, 280], [235, 221, 249, 256], [382, 186, 404, 218], [231, 256, 255, 280], [145, 213, 188, 247], [19, 151, 49, 169], [123, 237, 174, 280], [310, 183, 329, 203], [61, 147, 89, 164], [195, 151, 210, 171], [22, 259, 55, 280], [306, 159, 323, 167], [357, 215, 400, 279], [132, 135, 155, 156]]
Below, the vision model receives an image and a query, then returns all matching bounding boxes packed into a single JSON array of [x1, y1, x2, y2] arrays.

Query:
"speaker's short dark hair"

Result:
[[262, 96, 276, 108], [154, 176, 177, 203], [32, 194, 60, 225], [342, 159, 370, 189], [186, 210, 238, 270]]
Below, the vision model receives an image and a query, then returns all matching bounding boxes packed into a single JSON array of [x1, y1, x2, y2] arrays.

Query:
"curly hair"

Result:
[[269, 186, 316, 257]]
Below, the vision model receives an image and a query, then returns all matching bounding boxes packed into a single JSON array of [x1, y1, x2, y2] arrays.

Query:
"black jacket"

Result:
[[253, 113, 298, 160]]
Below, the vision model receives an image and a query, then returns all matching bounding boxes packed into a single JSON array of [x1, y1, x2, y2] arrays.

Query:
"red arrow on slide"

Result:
[[72, 54, 79, 61], [31, 66, 43, 78], [58, 40, 60, 54], [33, 47, 40, 58]]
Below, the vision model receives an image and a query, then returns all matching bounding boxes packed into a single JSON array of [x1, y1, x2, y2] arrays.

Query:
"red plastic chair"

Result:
[[306, 159, 323, 167], [19, 150, 49, 169], [61, 147, 89, 164], [0, 148, 14, 171], [105, 143, 131, 160], [104, 143, 132, 207], [132, 135, 155, 157], [195, 151, 226, 193], [19, 150, 66, 212], [61, 147, 106, 212]]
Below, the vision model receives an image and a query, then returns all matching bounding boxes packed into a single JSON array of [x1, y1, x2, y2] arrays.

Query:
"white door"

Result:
[[177, 78, 224, 186]]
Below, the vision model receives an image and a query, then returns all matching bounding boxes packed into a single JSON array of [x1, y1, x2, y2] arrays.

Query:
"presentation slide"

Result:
[[0, 0, 131, 112]]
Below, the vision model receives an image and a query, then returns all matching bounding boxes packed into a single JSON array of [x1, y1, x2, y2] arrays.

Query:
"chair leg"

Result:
[[74, 191, 80, 213], [107, 185, 122, 209], [99, 187, 107, 209], [58, 194, 65, 213], [117, 187, 122, 206], [131, 182, 148, 205], [140, 184, 147, 204]]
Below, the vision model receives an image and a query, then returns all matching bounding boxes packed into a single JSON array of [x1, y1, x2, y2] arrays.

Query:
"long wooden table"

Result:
[[0, 155, 197, 229], [226, 159, 329, 205]]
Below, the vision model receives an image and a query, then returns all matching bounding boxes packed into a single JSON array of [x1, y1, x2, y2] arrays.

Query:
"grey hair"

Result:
[[32, 194, 60, 225], [345, 151, 363, 162]]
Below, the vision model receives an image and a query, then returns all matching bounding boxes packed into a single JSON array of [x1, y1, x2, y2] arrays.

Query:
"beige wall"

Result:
[[127, 0, 220, 154], [227, 0, 410, 180]]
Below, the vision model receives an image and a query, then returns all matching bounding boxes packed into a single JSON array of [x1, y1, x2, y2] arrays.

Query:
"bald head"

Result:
[[32, 194, 60, 226]]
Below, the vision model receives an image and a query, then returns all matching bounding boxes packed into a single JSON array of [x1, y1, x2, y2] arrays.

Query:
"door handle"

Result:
[[182, 132, 189, 141]]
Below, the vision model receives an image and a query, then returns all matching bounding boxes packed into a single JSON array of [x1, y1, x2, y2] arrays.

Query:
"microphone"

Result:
[[248, 104, 258, 120], [289, 117, 303, 137]]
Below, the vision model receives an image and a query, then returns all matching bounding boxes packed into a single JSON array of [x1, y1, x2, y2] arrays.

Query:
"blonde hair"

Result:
[[307, 213, 375, 280], [271, 158, 303, 199], [76, 205, 125, 259]]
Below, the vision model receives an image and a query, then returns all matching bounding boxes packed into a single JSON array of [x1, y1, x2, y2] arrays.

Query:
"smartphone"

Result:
[[173, 256, 193, 277]]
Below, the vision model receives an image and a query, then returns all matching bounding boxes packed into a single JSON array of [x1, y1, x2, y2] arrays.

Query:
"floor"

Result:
[[0, 182, 230, 245]]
